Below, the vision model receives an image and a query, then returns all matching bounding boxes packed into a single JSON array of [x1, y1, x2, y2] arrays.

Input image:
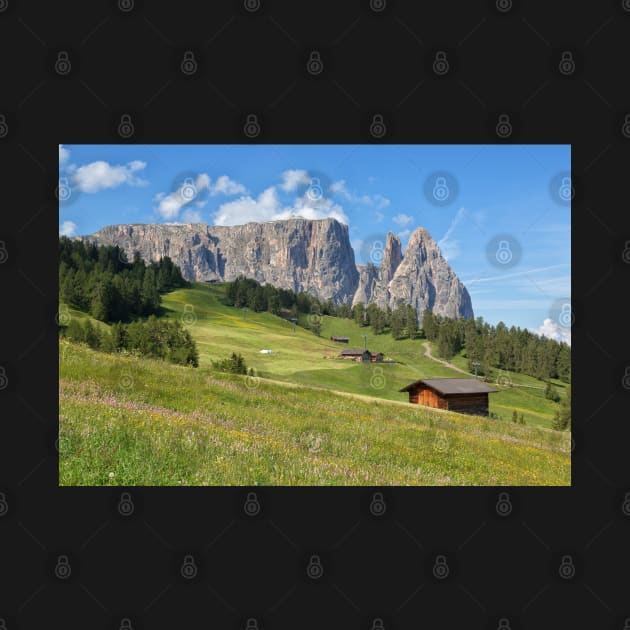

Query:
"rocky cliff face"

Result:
[[80, 219, 473, 318], [81, 218, 359, 305], [384, 227, 474, 320], [352, 228, 473, 320]]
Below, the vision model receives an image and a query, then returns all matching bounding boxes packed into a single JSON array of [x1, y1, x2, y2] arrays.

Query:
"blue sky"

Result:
[[59, 144, 571, 342]]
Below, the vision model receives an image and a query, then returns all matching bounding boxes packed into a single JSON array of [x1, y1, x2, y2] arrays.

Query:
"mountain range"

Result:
[[79, 217, 474, 320]]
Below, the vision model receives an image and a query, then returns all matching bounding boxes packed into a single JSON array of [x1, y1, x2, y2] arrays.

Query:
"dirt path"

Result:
[[422, 342, 472, 375], [421, 343, 545, 390]]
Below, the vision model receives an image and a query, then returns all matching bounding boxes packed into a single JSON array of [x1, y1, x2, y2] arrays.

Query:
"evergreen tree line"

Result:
[[223, 277, 570, 383], [422, 310, 571, 383], [60, 316, 199, 367], [59, 236, 188, 322], [223, 276, 419, 338]]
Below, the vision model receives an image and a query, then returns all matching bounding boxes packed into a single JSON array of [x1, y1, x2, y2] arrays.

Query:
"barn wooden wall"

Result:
[[407, 388, 490, 416]]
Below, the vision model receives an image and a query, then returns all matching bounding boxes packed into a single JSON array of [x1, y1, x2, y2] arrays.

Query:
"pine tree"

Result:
[[422, 310, 437, 341], [353, 302, 366, 327], [519, 413, 525, 425], [511, 410, 518, 423], [406, 305, 418, 339], [141, 267, 160, 315], [556, 385, 571, 430]]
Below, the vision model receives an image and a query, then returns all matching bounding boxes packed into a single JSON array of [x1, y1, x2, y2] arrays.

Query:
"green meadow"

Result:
[[59, 282, 570, 486]]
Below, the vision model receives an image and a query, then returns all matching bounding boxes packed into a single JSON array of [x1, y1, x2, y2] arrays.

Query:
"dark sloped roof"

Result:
[[399, 378, 497, 394], [340, 348, 370, 355]]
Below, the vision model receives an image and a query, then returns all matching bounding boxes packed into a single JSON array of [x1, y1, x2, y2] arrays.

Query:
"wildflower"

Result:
[[108, 472, 115, 479]]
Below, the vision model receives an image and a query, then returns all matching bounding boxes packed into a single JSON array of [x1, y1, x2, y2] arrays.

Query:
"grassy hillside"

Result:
[[59, 340, 570, 486], [157, 283, 566, 428]]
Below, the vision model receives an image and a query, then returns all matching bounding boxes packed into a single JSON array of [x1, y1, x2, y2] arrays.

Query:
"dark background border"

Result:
[[1, 1, 629, 628]]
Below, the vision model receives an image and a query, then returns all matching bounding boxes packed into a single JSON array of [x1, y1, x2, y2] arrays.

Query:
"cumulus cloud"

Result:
[[397, 229, 411, 239], [214, 185, 348, 226], [531, 318, 571, 345], [71, 160, 148, 194], [210, 175, 247, 196], [214, 187, 282, 225], [280, 169, 310, 192], [392, 213, 414, 227], [59, 144, 70, 165], [154, 173, 211, 220], [59, 220, 77, 237]]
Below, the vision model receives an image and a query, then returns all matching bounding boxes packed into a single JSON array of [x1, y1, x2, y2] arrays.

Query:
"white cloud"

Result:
[[214, 186, 349, 226], [280, 169, 310, 192], [292, 190, 348, 224], [154, 173, 211, 220], [59, 220, 77, 237], [59, 145, 70, 165], [214, 187, 281, 225], [397, 229, 411, 239], [72, 160, 148, 194], [330, 179, 390, 209], [463, 264, 571, 285], [330, 179, 349, 195], [373, 211, 385, 222], [438, 207, 466, 261], [531, 318, 571, 345], [210, 175, 247, 196], [392, 213, 414, 227]]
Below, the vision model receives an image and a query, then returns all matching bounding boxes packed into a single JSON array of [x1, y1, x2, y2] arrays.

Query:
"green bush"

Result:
[[59, 316, 198, 367]]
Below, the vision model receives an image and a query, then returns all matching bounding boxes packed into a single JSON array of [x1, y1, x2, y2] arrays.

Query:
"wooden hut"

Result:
[[330, 336, 350, 343], [339, 348, 372, 362], [399, 378, 497, 416], [370, 352, 384, 363]]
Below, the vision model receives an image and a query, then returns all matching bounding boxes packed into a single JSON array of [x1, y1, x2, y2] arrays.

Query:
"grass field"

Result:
[[59, 282, 570, 485], [157, 283, 567, 428], [59, 340, 570, 486]]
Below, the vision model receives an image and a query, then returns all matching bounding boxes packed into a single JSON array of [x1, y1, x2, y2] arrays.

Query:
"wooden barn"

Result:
[[339, 348, 372, 362], [330, 336, 350, 343], [399, 378, 497, 416], [370, 352, 384, 363]]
